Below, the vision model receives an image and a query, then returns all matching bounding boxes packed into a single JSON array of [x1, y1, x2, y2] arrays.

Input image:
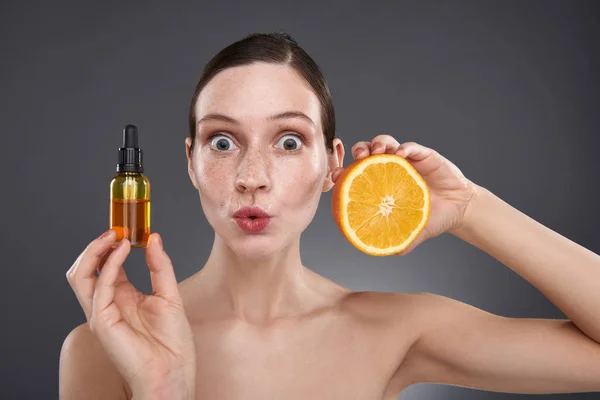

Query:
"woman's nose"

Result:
[[235, 150, 271, 193]]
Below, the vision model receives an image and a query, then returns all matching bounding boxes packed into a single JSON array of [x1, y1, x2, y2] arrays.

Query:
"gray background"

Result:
[[1, 0, 599, 399]]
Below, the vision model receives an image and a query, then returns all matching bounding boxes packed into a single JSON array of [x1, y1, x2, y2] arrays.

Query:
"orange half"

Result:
[[332, 154, 431, 256]]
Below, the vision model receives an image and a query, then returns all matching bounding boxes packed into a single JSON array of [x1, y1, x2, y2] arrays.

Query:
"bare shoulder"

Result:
[[336, 291, 451, 394], [339, 290, 478, 327], [59, 322, 129, 400], [338, 290, 485, 350], [335, 290, 425, 359], [337, 290, 431, 326]]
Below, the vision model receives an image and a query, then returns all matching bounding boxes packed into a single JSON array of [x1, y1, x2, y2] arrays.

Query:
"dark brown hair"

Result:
[[188, 32, 335, 155]]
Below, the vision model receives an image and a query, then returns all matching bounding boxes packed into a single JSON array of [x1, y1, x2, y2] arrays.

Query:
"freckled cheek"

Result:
[[195, 163, 232, 210], [276, 163, 324, 207]]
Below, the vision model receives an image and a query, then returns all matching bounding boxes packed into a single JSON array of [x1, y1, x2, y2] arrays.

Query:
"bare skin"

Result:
[[63, 270, 427, 399], [60, 62, 600, 399], [62, 259, 600, 399], [176, 269, 418, 400]]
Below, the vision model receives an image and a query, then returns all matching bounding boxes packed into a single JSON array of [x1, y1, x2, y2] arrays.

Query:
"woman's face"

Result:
[[186, 62, 342, 259]]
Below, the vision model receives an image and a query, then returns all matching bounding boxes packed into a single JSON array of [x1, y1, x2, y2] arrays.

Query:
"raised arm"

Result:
[[451, 185, 600, 344], [395, 185, 600, 394], [335, 137, 600, 394], [395, 292, 600, 394]]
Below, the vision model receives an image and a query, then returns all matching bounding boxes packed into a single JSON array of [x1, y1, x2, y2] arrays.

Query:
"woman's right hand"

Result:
[[66, 230, 196, 399]]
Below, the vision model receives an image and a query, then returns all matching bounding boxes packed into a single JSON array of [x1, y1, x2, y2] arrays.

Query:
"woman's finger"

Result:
[[96, 247, 115, 275], [145, 233, 182, 303], [66, 230, 117, 320], [96, 248, 130, 287], [351, 141, 371, 160], [331, 167, 345, 184], [397, 142, 435, 161], [92, 238, 131, 324], [370, 134, 401, 155]]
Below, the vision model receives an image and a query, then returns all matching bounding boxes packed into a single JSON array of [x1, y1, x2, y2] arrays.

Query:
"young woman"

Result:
[[60, 33, 600, 399]]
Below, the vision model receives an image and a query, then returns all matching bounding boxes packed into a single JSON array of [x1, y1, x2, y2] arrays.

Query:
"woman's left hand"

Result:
[[331, 135, 480, 256]]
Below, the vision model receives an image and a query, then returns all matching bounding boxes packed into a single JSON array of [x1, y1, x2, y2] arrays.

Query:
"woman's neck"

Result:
[[184, 235, 341, 326]]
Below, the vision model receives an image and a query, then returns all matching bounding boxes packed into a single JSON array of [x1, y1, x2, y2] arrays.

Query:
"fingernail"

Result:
[[157, 235, 163, 249], [355, 149, 365, 158], [99, 229, 112, 240], [372, 143, 382, 151]]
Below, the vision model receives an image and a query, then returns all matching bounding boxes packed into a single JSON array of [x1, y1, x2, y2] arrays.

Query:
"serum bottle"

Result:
[[109, 124, 151, 248]]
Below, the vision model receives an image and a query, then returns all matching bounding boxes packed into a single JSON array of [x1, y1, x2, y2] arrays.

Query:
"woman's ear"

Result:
[[322, 138, 345, 193], [185, 137, 199, 190]]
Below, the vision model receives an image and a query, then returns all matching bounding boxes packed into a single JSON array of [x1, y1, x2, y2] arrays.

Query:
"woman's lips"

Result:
[[235, 216, 271, 233]]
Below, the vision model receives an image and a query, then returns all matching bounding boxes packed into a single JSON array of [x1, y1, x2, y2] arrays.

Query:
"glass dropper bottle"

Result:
[[109, 124, 151, 248]]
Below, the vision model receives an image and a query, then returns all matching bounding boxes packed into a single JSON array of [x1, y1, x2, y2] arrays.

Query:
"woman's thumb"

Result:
[[145, 233, 181, 300]]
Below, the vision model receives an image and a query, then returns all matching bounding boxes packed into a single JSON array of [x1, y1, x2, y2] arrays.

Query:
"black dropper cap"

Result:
[[116, 124, 144, 173]]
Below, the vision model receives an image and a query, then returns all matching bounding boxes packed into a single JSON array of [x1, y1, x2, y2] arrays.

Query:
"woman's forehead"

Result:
[[195, 63, 321, 124]]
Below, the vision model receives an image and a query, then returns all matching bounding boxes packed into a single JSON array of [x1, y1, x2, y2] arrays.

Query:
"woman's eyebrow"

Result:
[[197, 111, 315, 127], [267, 111, 316, 127]]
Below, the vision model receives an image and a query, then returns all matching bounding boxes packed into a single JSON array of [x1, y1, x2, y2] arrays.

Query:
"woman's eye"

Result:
[[277, 134, 302, 151], [209, 135, 237, 151]]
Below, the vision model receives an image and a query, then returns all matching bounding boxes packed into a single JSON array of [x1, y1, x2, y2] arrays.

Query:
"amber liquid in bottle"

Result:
[[110, 125, 150, 248], [110, 196, 150, 247]]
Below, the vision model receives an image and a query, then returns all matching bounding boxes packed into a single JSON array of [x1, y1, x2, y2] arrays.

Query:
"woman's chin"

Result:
[[229, 235, 283, 260]]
